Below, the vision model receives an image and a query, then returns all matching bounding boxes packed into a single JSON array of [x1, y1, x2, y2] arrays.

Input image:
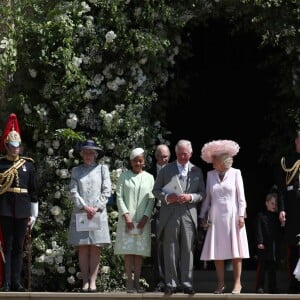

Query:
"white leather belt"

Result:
[[287, 185, 300, 191], [7, 187, 28, 193]]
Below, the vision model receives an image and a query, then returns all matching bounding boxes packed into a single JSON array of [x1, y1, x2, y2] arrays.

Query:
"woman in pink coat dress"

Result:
[[199, 140, 249, 295]]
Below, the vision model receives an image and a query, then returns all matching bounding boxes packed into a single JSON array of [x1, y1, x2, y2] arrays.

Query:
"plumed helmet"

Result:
[[0, 113, 21, 153]]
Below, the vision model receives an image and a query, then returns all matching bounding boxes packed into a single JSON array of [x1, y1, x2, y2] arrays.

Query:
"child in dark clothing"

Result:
[[255, 192, 283, 294]]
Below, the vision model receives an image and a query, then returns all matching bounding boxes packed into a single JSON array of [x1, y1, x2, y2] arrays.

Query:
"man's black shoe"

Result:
[[289, 288, 300, 294], [154, 285, 164, 292], [164, 286, 176, 295], [12, 283, 26, 292], [256, 288, 264, 294], [183, 287, 196, 294], [154, 281, 165, 292], [2, 283, 10, 292]]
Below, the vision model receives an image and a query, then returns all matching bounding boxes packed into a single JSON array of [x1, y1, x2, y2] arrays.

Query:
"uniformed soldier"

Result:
[[278, 130, 300, 293], [0, 113, 38, 292]]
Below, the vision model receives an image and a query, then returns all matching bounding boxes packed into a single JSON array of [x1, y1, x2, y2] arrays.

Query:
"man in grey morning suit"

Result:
[[152, 139, 206, 295]]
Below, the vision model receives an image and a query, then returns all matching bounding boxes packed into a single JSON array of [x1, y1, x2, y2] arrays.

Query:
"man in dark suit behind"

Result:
[[278, 130, 300, 293], [148, 144, 171, 291], [152, 139, 206, 295]]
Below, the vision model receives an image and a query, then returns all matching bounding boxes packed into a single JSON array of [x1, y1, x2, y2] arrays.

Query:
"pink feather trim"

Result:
[[201, 139, 240, 163]]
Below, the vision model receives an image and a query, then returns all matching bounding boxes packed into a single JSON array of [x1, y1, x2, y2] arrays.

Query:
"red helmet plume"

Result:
[[0, 113, 21, 153]]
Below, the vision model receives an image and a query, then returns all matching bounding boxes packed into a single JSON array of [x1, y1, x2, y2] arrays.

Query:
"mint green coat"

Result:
[[114, 170, 155, 256]]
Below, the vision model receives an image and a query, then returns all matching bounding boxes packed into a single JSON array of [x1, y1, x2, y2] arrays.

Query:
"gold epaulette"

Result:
[[281, 156, 300, 186], [20, 156, 34, 163], [0, 158, 26, 195]]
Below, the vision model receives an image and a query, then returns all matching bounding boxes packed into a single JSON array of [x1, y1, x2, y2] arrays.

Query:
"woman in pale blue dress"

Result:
[[68, 140, 112, 292], [114, 148, 155, 293]]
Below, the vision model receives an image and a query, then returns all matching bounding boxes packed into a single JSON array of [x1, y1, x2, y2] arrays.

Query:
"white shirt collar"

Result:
[[177, 162, 189, 176]]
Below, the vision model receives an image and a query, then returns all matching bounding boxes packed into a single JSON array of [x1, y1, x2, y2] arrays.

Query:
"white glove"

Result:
[[29, 202, 39, 229]]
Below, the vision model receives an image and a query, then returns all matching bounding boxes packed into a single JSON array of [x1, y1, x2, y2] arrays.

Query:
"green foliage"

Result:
[[0, 0, 203, 292], [237, 0, 300, 164], [240, 0, 300, 98]]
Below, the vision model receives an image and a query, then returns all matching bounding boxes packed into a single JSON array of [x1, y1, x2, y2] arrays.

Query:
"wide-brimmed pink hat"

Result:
[[201, 139, 240, 163]]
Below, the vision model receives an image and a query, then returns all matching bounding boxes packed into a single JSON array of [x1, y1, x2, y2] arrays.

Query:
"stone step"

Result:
[[0, 291, 297, 300], [142, 268, 290, 293]]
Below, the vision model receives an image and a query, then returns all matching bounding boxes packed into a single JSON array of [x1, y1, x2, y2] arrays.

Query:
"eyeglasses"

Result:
[[158, 155, 169, 159]]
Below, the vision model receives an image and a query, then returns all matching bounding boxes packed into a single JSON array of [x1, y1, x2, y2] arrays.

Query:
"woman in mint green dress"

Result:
[[114, 148, 155, 293]]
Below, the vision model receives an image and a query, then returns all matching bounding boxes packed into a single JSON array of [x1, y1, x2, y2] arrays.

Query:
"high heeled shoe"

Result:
[[213, 286, 225, 294], [232, 286, 242, 294]]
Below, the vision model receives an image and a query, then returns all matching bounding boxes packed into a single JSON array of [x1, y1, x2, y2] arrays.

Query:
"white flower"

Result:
[[52, 101, 59, 108], [106, 142, 115, 150], [72, 56, 82, 68], [139, 57, 147, 65], [110, 211, 118, 219], [57, 266, 66, 274], [80, 1, 91, 13], [45, 249, 53, 255], [54, 191, 61, 199], [67, 275, 76, 285], [48, 147, 54, 155], [91, 74, 104, 86], [56, 169, 70, 179], [55, 214, 65, 224], [23, 103, 32, 114], [105, 30, 117, 43], [29, 68, 37, 78], [55, 256, 63, 264], [66, 113, 78, 129], [36, 141, 43, 148], [68, 267, 76, 274], [101, 266, 110, 274], [154, 120, 161, 127], [35, 254, 46, 263], [35, 105, 48, 120], [68, 149, 74, 158], [45, 256, 54, 264], [107, 81, 118, 91], [0, 37, 9, 49], [81, 54, 90, 65], [104, 113, 113, 123], [52, 140, 60, 149], [50, 205, 62, 216]]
